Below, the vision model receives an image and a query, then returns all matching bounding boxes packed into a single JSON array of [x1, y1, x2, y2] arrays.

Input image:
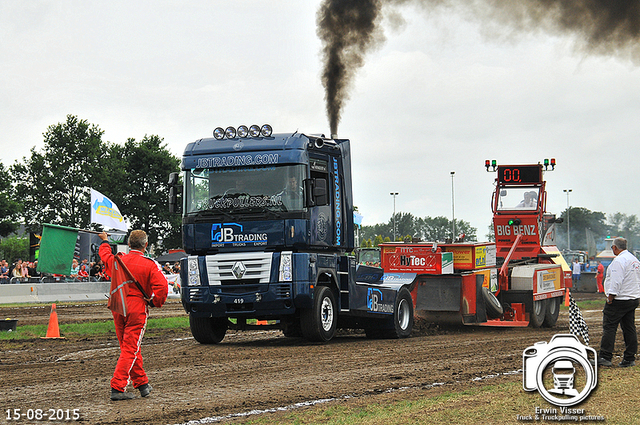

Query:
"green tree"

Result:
[[374, 235, 384, 246], [111, 135, 181, 251], [0, 162, 21, 236], [11, 115, 107, 231], [360, 213, 477, 244], [417, 216, 478, 242], [360, 238, 373, 248], [0, 235, 28, 263], [486, 222, 495, 242], [558, 207, 608, 251], [394, 212, 418, 239], [607, 212, 640, 251]]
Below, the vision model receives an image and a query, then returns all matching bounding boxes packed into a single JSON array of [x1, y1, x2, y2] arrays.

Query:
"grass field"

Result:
[[229, 366, 640, 425]]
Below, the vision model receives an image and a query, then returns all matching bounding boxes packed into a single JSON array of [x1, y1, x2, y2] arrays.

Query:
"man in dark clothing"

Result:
[[598, 237, 640, 367]]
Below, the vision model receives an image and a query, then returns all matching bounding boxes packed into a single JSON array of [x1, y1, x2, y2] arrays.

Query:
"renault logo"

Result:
[[232, 261, 247, 279]]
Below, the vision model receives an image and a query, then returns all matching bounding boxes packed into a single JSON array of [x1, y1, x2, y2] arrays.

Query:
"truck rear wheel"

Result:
[[529, 299, 547, 328], [301, 285, 337, 342], [365, 288, 414, 339], [189, 314, 228, 344], [387, 287, 414, 338], [543, 297, 561, 327]]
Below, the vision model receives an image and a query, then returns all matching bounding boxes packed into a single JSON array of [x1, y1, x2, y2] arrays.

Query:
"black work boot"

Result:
[[111, 388, 135, 401], [138, 383, 153, 397]]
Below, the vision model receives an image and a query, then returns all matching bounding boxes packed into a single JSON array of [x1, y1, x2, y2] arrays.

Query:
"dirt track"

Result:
[[0, 294, 617, 425]]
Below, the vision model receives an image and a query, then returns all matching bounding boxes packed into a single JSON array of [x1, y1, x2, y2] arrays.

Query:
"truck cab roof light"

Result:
[[237, 125, 249, 138], [249, 125, 261, 137], [213, 127, 225, 140], [225, 126, 237, 139], [213, 124, 272, 140], [261, 124, 273, 137]]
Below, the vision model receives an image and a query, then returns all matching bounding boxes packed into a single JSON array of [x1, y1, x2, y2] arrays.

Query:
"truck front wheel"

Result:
[[529, 299, 547, 328], [189, 314, 228, 344], [301, 285, 337, 342]]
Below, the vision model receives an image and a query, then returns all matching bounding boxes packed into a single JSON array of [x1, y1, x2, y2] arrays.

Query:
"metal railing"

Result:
[[4, 276, 106, 284]]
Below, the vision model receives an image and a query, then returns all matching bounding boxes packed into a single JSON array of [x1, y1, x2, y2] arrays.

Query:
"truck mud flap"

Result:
[[415, 275, 461, 312], [414, 274, 487, 325]]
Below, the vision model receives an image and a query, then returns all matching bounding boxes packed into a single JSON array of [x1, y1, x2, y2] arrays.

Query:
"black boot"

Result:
[[138, 383, 153, 397], [111, 388, 135, 401]]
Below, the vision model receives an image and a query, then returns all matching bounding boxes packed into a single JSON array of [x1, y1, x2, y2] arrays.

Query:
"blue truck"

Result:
[[169, 125, 414, 343]]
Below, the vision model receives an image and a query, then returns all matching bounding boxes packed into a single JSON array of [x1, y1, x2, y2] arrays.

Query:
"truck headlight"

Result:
[[279, 251, 292, 282], [187, 256, 201, 286]]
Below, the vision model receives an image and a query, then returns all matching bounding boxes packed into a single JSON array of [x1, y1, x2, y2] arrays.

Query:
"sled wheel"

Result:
[[482, 287, 504, 319], [543, 296, 561, 327], [529, 299, 547, 328]]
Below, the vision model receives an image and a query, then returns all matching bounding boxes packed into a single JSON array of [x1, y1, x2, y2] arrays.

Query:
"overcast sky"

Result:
[[2, 1, 639, 239]]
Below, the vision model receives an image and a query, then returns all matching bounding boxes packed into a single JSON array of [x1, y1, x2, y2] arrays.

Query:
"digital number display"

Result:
[[497, 165, 542, 184]]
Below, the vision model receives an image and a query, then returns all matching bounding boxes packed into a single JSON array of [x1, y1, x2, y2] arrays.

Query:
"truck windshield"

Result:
[[496, 187, 540, 211], [185, 164, 306, 215]]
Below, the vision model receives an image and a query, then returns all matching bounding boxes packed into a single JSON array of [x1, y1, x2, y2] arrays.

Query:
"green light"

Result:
[[491, 160, 497, 167], [544, 159, 549, 166], [508, 218, 521, 226]]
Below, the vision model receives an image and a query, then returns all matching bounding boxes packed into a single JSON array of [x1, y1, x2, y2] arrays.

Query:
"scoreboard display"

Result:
[[497, 165, 542, 184]]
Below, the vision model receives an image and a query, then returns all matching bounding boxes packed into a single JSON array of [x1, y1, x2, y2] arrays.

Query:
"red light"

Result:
[[485, 160, 490, 167], [550, 158, 556, 166]]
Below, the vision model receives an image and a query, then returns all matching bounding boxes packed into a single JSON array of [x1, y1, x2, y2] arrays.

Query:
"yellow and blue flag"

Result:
[[90, 189, 128, 232]]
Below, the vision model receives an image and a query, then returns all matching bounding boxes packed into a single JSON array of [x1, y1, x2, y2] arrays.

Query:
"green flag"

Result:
[[37, 224, 79, 275]]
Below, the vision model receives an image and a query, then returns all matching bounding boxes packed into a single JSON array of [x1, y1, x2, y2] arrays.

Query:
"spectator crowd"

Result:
[[1, 257, 181, 284], [0, 257, 108, 284]]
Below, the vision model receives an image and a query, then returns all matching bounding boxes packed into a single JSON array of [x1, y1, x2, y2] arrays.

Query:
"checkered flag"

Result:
[[569, 293, 590, 346]]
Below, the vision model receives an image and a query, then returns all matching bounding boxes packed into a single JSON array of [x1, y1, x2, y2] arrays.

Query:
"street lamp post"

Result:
[[451, 171, 455, 241], [390, 192, 398, 241], [564, 189, 572, 250]]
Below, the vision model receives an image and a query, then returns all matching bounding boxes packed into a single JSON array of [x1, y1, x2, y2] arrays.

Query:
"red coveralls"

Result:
[[99, 241, 168, 392], [596, 263, 605, 293]]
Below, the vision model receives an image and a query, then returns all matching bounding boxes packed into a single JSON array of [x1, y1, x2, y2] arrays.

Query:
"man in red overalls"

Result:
[[99, 230, 168, 401], [596, 261, 605, 293]]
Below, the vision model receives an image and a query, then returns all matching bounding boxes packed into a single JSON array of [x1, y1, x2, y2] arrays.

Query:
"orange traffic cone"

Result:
[[564, 288, 570, 307], [41, 303, 65, 339]]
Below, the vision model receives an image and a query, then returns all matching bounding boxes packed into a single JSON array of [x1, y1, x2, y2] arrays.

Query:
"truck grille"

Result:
[[205, 252, 272, 286]]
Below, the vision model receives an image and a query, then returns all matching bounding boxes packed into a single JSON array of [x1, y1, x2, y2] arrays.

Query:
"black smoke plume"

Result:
[[317, 0, 385, 136], [317, 0, 640, 136]]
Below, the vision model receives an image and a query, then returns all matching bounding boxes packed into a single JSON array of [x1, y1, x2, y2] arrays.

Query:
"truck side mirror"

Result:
[[304, 178, 329, 207], [313, 178, 328, 206], [168, 172, 182, 214], [168, 172, 179, 186]]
